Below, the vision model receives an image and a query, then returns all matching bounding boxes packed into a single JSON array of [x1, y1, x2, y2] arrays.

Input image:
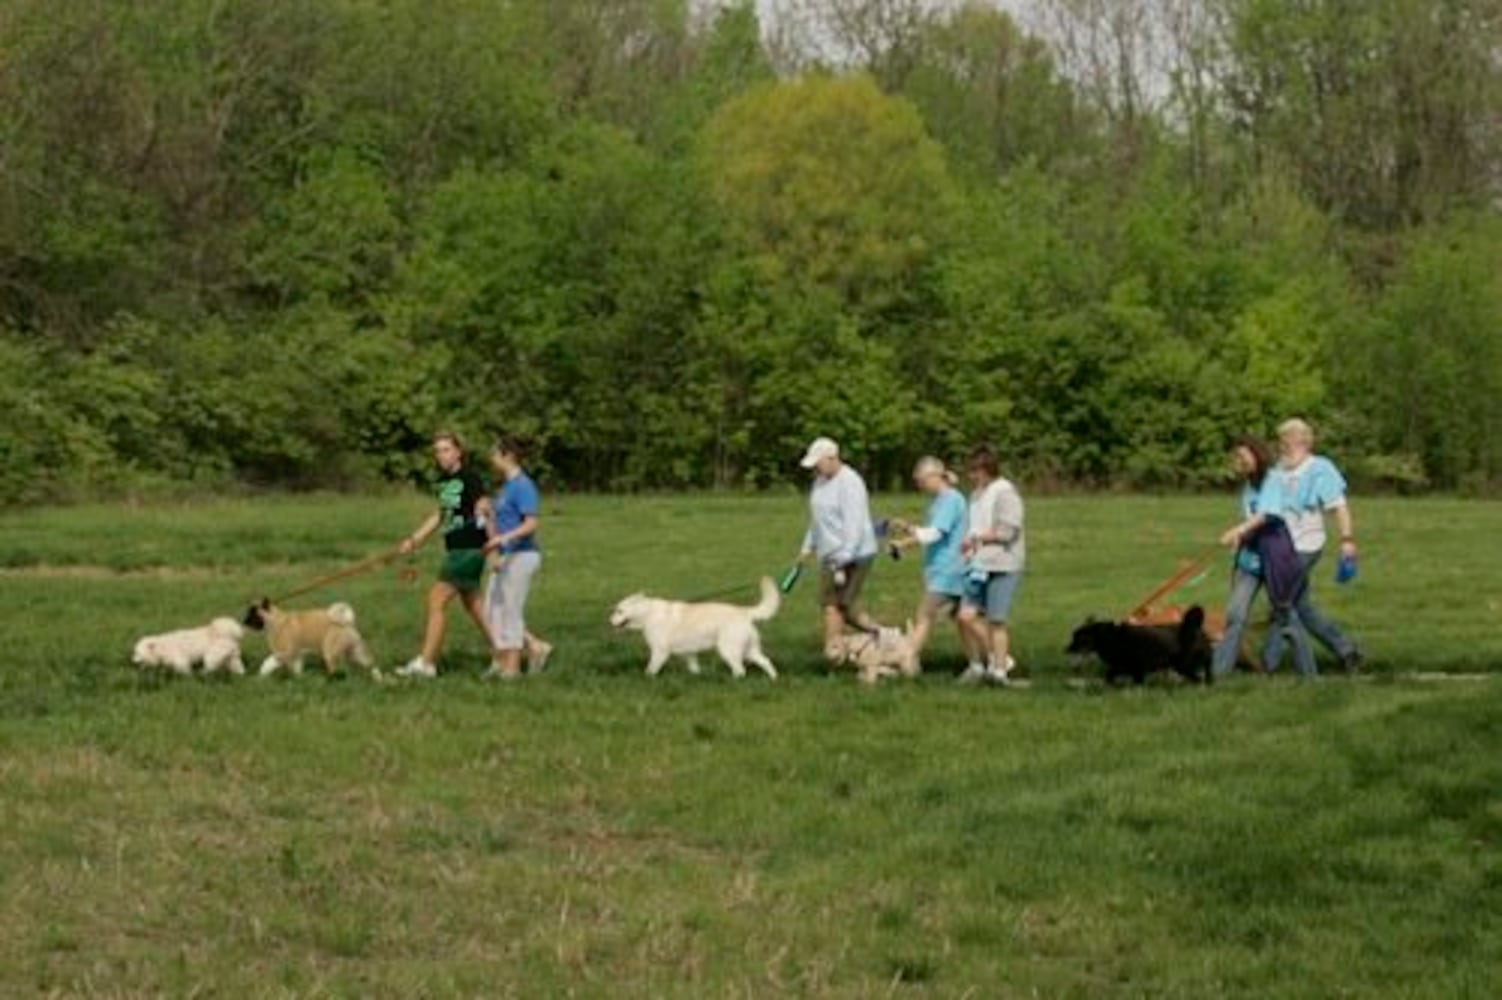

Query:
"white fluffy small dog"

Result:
[[132, 618, 246, 676], [609, 577, 780, 679], [825, 623, 918, 684]]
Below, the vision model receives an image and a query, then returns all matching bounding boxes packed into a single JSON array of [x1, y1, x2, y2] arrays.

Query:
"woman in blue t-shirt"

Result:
[[891, 457, 975, 676], [481, 434, 552, 680]]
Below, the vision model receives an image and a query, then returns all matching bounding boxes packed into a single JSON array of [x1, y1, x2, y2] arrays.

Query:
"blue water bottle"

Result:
[[1334, 551, 1358, 584]]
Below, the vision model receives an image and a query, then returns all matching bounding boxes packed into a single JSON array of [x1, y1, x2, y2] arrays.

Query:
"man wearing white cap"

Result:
[[798, 437, 880, 647]]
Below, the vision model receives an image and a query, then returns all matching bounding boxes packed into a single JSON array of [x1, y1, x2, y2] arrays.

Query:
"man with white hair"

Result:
[[799, 437, 881, 648], [1262, 418, 1363, 672]]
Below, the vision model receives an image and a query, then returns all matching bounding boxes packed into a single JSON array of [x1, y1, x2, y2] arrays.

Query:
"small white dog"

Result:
[[609, 577, 780, 679], [132, 618, 246, 676], [825, 623, 918, 684]]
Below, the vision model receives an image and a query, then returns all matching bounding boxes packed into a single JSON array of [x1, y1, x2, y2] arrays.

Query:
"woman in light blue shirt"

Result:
[[891, 456, 973, 675]]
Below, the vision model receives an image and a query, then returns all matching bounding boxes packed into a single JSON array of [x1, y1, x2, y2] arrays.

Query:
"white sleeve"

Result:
[[912, 525, 941, 545]]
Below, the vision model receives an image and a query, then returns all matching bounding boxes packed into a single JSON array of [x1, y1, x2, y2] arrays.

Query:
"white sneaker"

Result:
[[395, 657, 437, 679], [482, 665, 522, 682], [527, 640, 554, 675], [958, 663, 988, 685], [985, 667, 1013, 687], [986, 655, 1020, 687]]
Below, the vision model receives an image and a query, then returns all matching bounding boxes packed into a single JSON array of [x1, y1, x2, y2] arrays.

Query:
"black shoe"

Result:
[[1341, 649, 1364, 673]]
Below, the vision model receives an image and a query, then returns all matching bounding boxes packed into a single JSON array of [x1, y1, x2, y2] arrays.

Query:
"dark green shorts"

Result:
[[439, 548, 487, 594]]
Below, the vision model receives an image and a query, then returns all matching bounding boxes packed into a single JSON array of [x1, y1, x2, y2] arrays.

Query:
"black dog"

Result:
[[1066, 606, 1213, 685]]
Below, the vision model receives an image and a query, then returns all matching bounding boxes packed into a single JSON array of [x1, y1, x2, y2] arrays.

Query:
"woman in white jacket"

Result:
[[958, 444, 1025, 686]]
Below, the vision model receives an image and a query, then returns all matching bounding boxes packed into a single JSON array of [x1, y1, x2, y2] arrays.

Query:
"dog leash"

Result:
[[268, 546, 414, 604], [680, 565, 800, 605], [1126, 545, 1220, 621]]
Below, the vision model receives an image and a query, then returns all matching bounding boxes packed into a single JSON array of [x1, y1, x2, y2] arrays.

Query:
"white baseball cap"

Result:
[[800, 437, 840, 469]]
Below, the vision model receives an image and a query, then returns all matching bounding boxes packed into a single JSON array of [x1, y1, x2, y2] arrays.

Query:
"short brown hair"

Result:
[[432, 429, 465, 454], [966, 443, 1000, 478], [491, 432, 530, 463]]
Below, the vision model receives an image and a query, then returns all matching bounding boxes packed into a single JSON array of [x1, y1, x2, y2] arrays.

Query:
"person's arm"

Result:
[[1223, 476, 1283, 547], [484, 514, 538, 553], [969, 485, 1019, 546], [1321, 461, 1357, 557], [400, 511, 442, 554], [1334, 503, 1357, 557], [987, 485, 1023, 545], [1220, 513, 1267, 548]]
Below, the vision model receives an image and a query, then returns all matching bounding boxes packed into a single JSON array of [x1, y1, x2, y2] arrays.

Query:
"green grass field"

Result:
[[2, 494, 1500, 998]]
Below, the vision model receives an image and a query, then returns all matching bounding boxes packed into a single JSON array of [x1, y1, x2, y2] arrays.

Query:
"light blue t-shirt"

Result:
[[1235, 474, 1286, 575], [492, 472, 540, 555], [1275, 455, 1347, 553], [922, 487, 968, 597]]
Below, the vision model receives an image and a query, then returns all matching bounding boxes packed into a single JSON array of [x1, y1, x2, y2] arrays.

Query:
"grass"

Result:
[[1, 493, 1500, 997]]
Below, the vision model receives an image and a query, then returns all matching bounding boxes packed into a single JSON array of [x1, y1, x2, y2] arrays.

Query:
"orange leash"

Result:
[[268, 546, 413, 605], [1126, 545, 1219, 621]]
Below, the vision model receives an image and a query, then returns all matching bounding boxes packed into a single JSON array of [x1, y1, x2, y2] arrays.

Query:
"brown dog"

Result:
[[243, 599, 373, 677]]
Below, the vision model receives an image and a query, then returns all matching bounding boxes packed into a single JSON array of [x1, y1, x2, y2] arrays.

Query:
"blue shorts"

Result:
[[963, 571, 1020, 624]]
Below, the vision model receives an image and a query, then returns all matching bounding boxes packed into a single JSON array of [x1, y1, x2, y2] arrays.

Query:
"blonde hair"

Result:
[[1277, 418, 1315, 446], [912, 456, 959, 485]]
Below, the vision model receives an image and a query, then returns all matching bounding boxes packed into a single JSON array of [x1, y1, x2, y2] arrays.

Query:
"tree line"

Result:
[[2, 0, 1500, 503]]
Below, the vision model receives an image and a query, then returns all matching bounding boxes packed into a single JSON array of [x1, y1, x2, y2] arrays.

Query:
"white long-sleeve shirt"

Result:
[[801, 464, 878, 568]]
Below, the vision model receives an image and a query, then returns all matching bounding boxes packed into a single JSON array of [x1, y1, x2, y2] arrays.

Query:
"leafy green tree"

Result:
[[702, 74, 957, 313]]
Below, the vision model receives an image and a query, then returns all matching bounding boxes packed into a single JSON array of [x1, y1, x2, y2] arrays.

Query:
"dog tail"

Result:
[[1179, 605, 1206, 641], [749, 577, 780, 622], [327, 602, 357, 627]]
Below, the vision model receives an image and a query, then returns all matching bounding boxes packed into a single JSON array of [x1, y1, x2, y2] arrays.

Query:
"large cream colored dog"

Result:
[[132, 618, 245, 676], [609, 577, 780, 679], [243, 599, 373, 677]]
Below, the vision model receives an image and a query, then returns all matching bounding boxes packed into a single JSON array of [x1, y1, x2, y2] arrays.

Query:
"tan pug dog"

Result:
[[242, 599, 373, 677], [824, 623, 918, 685]]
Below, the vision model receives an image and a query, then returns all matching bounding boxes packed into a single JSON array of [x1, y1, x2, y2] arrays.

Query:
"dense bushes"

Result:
[[1, 0, 1499, 503]]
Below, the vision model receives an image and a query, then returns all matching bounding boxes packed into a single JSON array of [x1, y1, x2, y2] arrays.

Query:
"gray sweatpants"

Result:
[[485, 551, 541, 651]]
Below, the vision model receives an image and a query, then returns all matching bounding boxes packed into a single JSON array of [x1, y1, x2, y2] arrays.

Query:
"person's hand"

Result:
[[1219, 526, 1242, 548], [1340, 538, 1358, 560], [832, 568, 848, 588], [960, 535, 977, 557], [399, 536, 417, 555]]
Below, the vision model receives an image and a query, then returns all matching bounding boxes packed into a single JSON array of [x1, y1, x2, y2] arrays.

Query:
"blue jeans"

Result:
[[1262, 551, 1357, 671], [1213, 568, 1317, 678]]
